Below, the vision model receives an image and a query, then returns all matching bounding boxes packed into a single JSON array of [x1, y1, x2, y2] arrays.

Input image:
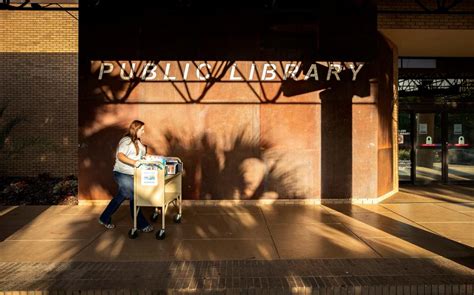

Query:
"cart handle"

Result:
[[164, 157, 182, 163], [135, 160, 165, 170]]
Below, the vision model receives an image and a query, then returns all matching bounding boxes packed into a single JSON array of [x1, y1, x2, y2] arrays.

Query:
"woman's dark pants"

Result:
[[99, 171, 150, 229]]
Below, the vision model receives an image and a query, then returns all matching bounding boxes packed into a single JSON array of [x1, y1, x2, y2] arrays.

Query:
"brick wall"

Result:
[[0, 10, 77, 52], [0, 10, 78, 177], [378, 0, 474, 30]]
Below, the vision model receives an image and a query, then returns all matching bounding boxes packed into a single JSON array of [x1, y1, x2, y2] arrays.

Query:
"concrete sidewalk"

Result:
[[0, 186, 473, 293]]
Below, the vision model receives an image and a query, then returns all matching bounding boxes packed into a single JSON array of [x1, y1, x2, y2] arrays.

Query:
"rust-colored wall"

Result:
[[79, 64, 325, 200], [352, 97, 378, 199], [79, 35, 395, 200], [376, 34, 397, 197]]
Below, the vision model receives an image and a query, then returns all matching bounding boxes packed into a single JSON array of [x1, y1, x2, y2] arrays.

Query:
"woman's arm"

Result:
[[117, 152, 139, 167]]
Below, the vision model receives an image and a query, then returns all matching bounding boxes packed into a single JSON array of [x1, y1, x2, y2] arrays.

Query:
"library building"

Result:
[[1, 0, 473, 203]]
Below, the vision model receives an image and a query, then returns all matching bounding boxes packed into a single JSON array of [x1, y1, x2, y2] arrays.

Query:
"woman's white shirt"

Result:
[[113, 137, 146, 175]]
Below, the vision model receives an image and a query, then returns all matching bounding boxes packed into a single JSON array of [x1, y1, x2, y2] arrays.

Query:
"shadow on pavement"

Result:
[[0, 206, 49, 242], [324, 204, 474, 269]]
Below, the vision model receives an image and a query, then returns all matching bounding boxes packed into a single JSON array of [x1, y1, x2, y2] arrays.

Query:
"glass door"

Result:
[[447, 113, 474, 182], [415, 113, 443, 183], [398, 111, 474, 184], [398, 112, 412, 181]]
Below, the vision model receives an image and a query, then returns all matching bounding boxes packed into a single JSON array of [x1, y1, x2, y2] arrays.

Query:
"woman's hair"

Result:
[[125, 120, 145, 155]]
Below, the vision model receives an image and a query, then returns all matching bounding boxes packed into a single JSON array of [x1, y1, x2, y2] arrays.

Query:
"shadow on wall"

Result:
[[79, 60, 374, 200], [84, 61, 159, 103], [79, 33, 385, 201], [320, 85, 353, 199], [85, 59, 368, 103], [163, 129, 311, 200], [79, 125, 126, 200], [79, 125, 313, 200]]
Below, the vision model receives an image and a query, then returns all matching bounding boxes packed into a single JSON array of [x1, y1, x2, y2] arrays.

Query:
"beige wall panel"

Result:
[[380, 29, 474, 57]]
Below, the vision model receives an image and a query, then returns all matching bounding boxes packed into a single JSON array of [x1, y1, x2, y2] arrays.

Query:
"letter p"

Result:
[[98, 62, 114, 80]]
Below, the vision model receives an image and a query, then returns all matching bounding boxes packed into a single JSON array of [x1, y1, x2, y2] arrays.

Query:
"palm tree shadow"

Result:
[[78, 125, 126, 199], [163, 128, 310, 200]]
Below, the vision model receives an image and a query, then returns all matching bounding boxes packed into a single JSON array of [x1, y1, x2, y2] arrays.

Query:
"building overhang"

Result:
[[381, 29, 474, 58]]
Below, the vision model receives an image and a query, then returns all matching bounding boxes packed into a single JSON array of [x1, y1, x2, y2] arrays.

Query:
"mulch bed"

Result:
[[0, 174, 78, 205]]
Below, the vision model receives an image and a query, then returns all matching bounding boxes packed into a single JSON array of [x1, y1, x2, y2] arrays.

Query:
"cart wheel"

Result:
[[128, 228, 138, 239], [173, 214, 182, 224], [156, 229, 166, 240], [151, 212, 159, 222]]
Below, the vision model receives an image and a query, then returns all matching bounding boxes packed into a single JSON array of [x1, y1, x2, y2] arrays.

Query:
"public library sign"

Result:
[[95, 61, 365, 82]]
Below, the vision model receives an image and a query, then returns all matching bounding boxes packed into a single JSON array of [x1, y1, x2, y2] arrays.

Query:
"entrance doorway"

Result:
[[398, 111, 474, 183]]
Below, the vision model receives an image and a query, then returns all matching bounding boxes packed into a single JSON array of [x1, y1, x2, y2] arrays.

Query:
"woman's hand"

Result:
[[117, 152, 139, 167]]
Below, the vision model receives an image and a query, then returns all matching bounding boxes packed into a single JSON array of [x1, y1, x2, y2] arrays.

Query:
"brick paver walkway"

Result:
[[1, 186, 473, 293], [1, 258, 473, 294]]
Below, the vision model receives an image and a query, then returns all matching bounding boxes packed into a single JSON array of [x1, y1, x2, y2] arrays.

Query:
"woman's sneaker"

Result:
[[139, 225, 154, 233], [98, 219, 116, 229]]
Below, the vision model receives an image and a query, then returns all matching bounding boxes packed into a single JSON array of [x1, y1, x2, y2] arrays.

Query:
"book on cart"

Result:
[[144, 155, 183, 175]]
